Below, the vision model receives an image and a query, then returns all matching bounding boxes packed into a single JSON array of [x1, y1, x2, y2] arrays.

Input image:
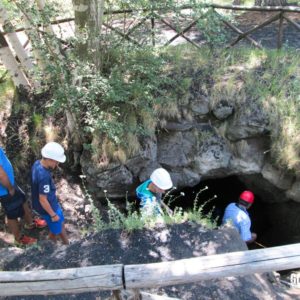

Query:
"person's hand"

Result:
[[51, 214, 60, 222], [8, 187, 15, 196]]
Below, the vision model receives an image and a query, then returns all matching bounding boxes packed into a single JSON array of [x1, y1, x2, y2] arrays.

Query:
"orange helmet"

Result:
[[239, 190, 254, 204]]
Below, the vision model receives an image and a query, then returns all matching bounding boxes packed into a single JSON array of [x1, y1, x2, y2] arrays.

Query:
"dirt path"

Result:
[[0, 172, 91, 248]]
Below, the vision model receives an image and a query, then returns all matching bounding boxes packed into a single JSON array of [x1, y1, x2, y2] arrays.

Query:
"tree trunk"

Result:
[[87, 0, 104, 69], [72, 0, 104, 68], [0, 30, 30, 90], [72, 0, 89, 60]]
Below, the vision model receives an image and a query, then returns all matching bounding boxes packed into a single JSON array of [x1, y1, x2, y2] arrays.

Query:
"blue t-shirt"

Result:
[[31, 160, 59, 215], [222, 202, 252, 241], [0, 148, 14, 196]]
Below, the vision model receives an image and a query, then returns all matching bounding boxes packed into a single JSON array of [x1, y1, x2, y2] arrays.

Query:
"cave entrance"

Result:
[[168, 175, 291, 248]]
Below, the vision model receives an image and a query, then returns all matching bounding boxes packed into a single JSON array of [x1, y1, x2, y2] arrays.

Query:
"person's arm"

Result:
[[240, 219, 255, 244], [38, 175, 59, 222], [246, 233, 257, 244], [39, 194, 59, 222], [0, 165, 15, 196]]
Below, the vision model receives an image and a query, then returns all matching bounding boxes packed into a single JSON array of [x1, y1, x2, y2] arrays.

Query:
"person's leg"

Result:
[[7, 216, 37, 245], [22, 201, 33, 226], [6, 218, 22, 241], [44, 207, 68, 244], [22, 201, 47, 229], [48, 232, 57, 243], [3, 190, 37, 245], [59, 223, 69, 245]]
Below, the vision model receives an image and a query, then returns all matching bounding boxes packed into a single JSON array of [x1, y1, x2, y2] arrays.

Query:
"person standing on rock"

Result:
[[31, 142, 69, 245], [0, 147, 46, 246], [222, 190, 257, 244], [136, 168, 173, 217]]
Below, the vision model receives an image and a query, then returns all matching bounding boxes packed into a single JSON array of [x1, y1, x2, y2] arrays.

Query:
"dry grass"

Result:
[[168, 46, 300, 171]]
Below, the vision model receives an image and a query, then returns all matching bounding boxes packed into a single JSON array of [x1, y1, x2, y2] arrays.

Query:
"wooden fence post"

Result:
[[151, 15, 155, 46], [277, 12, 284, 49]]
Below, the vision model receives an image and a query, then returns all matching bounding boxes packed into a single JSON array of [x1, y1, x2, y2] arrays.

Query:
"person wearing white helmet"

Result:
[[136, 168, 173, 217], [31, 142, 69, 245]]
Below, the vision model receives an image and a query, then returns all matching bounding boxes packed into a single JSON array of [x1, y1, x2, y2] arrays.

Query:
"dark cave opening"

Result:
[[168, 175, 282, 248]]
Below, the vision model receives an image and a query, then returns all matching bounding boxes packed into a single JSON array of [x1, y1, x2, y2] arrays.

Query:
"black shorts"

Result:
[[0, 186, 26, 219]]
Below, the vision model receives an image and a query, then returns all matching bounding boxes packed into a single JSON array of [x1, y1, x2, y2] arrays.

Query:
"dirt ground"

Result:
[[0, 210, 296, 300], [0, 174, 299, 299]]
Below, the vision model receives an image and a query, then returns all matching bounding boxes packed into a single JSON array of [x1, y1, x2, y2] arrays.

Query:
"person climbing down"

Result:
[[222, 190, 257, 244], [0, 147, 46, 246], [136, 168, 173, 217], [31, 142, 69, 245]]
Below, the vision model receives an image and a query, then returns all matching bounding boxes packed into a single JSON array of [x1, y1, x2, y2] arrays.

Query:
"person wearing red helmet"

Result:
[[222, 190, 257, 244]]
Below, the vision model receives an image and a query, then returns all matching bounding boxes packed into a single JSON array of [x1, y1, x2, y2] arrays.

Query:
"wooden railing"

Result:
[[3, 5, 300, 50], [1, 243, 300, 298], [99, 4, 300, 49]]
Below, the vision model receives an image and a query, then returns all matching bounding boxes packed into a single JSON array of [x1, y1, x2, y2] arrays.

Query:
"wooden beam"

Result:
[[283, 14, 300, 32], [2, 244, 300, 296], [102, 22, 141, 46], [112, 290, 181, 300], [0, 264, 123, 296], [162, 19, 199, 46], [210, 4, 300, 13], [4, 4, 300, 35], [151, 16, 155, 46], [277, 12, 284, 49], [0, 30, 30, 89], [152, 13, 201, 49], [230, 13, 281, 47], [215, 10, 262, 49], [125, 243, 300, 289], [141, 291, 181, 300], [124, 15, 151, 38]]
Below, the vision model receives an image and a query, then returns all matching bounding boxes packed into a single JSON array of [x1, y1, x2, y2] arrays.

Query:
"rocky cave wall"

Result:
[[80, 76, 300, 208]]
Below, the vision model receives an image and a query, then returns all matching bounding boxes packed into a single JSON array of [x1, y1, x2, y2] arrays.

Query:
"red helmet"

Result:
[[239, 190, 254, 204]]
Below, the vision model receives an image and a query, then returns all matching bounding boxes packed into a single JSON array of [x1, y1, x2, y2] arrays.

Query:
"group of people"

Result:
[[0, 142, 68, 246], [1, 142, 256, 247], [136, 168, 257, 244]]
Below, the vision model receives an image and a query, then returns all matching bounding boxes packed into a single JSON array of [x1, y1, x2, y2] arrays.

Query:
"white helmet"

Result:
[[150, 168, 173, 190], [41, 142, 66, 163]]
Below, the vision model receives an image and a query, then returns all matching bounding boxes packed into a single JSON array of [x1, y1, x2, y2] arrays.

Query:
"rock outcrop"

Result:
[[80, 72, 299, 208]]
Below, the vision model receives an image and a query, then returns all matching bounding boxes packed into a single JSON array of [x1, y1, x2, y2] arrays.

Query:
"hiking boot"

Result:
[[24, 218, 47, 229], [15, 235, 37, 246]]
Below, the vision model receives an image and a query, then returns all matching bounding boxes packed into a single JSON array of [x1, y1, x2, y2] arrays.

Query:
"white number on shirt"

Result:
[[43, 185, 50, 193]]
